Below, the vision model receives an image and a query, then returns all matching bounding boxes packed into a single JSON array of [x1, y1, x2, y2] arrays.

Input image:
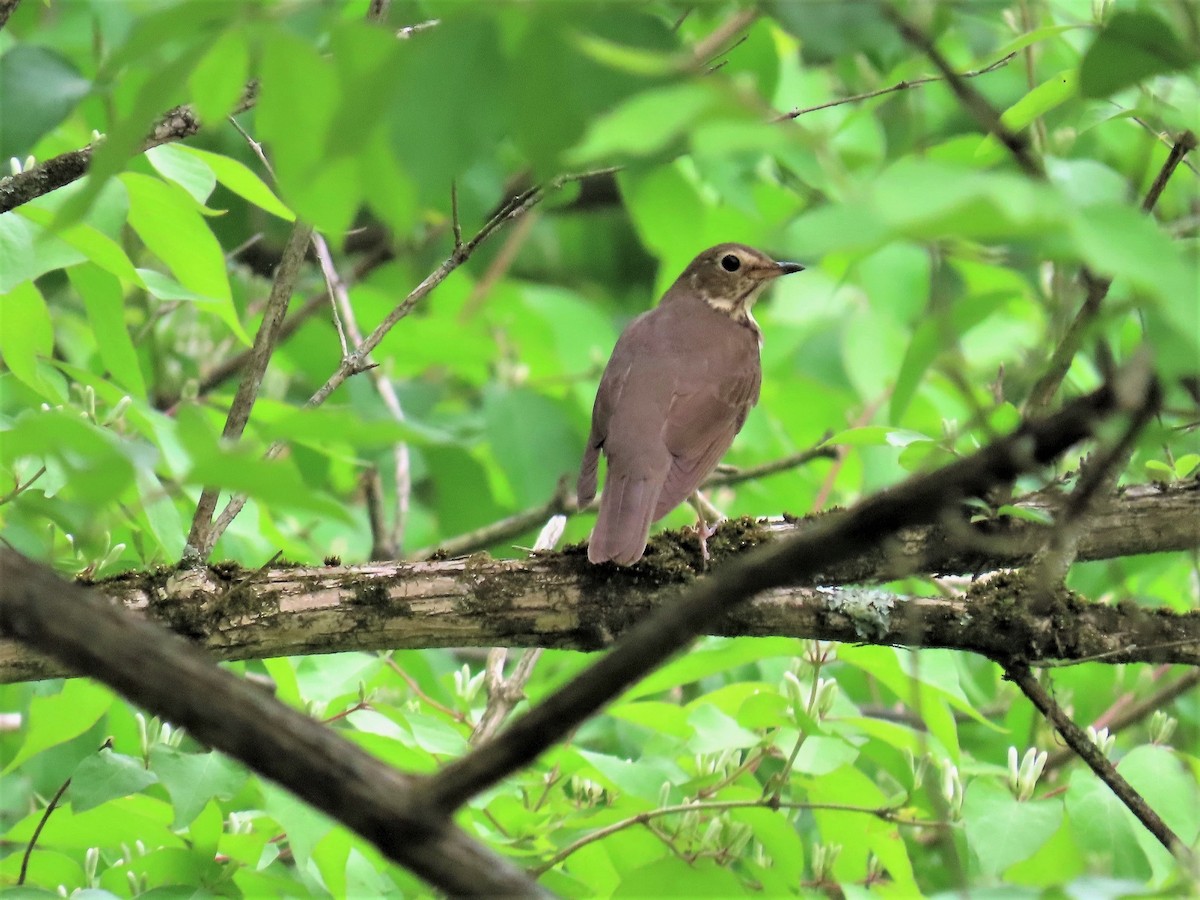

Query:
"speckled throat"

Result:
[[697, 278, 769, 335]]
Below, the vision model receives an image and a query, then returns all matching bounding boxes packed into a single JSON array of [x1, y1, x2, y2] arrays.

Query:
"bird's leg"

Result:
[[687, 491, 724, 566]]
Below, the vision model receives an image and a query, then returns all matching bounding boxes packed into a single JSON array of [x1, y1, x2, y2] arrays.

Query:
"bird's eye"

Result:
[[720, 254, 741, 272]]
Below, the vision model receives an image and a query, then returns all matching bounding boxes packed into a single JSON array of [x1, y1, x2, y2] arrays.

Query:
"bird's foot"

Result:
[[693, 519, 719, 568]]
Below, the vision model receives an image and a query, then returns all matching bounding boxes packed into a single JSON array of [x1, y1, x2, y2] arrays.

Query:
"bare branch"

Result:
[[774, 52, 1016, 122], [184, 220, 315, 562], [4, 479, 1195, 684], [471, 648, 543, 745]]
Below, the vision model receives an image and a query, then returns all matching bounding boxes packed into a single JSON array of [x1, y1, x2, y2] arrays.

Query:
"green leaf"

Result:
[[0, 408, 136, 503], [68, 264, 147, 399], [16, 206, 140, 284], [569, 83, 716, 165], [963, 780, 1064, 874], [187, 28, 249, 126], [484, 386, 581, 507], [890, 319, 941, 422], [791, 735, 860, 776], [1118, 745, 1200, 844], [0, 45, 90, 160], [70, 750, 159, 813], [179, 146, 295, 221], [621, 638, 801, 702], [1064, 769, 1149, 879], [122, 173, 236, 330], [0, 281, 55, 398], [145, 144, 216, 205], [4, 681, 114, 774], [975, 71, 1077, 165], [574, 748, 686, 801], [185, 452, 353, 521], [614, 858, 744, 898], [148, 747, 246, 828], [1069, 202, 1192, 303], [1079, 11, 1199, 100], [685, 705, 761, 754], [4, 793, 181, 852]]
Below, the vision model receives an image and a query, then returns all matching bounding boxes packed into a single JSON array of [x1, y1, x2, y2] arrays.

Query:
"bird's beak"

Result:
[[756, 260, 805, 280]]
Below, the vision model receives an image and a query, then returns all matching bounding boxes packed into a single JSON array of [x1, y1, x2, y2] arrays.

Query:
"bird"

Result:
[[577, 243, 804, 565]]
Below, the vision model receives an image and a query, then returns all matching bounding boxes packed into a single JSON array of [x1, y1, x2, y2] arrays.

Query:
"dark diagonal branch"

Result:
[[415, 368, 1160, 813], [1044, 668, 1200, 772], [1004, 661, 1194, 867], [0, 550, 548, 898]]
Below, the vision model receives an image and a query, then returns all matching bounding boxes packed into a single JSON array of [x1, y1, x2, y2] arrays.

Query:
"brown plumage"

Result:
[[578, 243, 804, 565]]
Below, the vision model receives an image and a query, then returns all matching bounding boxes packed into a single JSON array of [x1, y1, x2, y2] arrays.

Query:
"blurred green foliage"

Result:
[[1, 0, 1197, 895]]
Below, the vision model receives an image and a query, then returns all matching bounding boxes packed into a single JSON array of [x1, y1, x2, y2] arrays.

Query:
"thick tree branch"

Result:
[[0, 550, 547, 898], [2, 479, 1195, 684]]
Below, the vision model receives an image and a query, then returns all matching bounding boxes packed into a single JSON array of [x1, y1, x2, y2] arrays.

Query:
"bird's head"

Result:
[[677, 243, 804, 324]]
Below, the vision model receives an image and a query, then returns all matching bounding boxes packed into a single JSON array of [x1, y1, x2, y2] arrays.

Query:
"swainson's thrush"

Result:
[[578, 243, 804, 565]]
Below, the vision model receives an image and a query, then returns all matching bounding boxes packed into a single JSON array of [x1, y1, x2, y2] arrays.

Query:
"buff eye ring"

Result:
[[720, 254, 741, 272]]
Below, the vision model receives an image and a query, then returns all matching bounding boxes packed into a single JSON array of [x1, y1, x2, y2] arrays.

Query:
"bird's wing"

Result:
[[652, 365, 761, 520]]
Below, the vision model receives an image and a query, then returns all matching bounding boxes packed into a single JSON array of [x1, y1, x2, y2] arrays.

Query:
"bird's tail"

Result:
[[577, 443, 600, 507], [588, 472, 660, 565]]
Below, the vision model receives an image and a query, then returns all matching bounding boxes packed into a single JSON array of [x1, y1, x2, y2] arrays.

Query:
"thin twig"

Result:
[[532, 798, 945, 876], [471, 648, 544, 745], [18, 773, 72, 884], [184, 220, 315, 562], [1003, 661, 1193, 866], [1141, 130, 1198, 213], [885, 7, 1042, 179], [1027, 131, 1195, 414], [0, 82, 259, 214], [0, 466, 46, 507], [450, 181, 463, 252], [774, 52, 1016, 122], [0, 0, 22, 31], [707, 438, 836, 488], [384, 657, 465, 722], [689, 7, 758, 71], [1027, 355, 1158, 595]]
